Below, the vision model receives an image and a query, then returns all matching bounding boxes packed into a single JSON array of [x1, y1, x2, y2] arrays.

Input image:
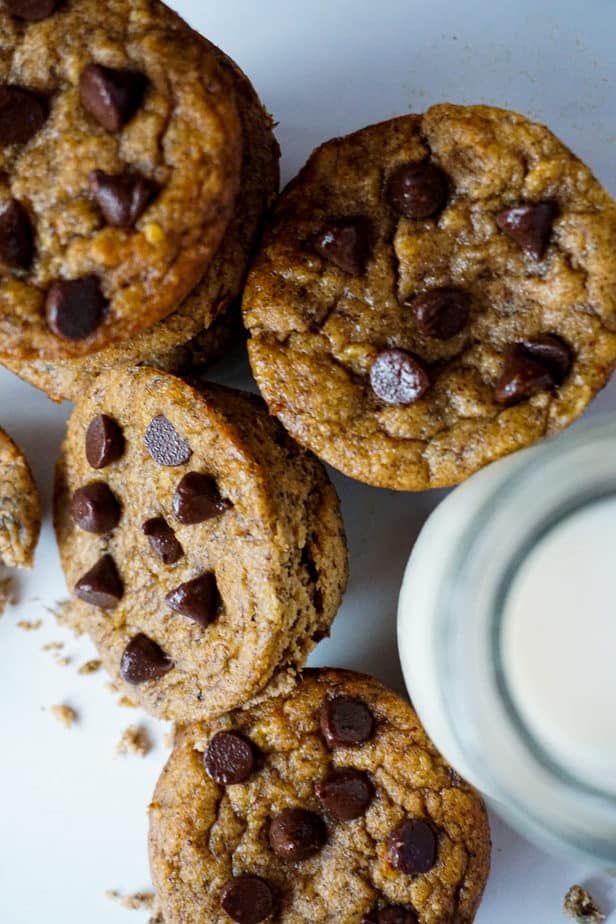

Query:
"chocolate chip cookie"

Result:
[[149, 668, 491, 923], [0, 0, 242, 361], [243, 104, 616, 490], [54, 367, 348, 722], [0, 426, 41, 568]]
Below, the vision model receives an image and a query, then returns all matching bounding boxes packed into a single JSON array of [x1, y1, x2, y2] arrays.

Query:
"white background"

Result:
[[1, 1, 615, 921]]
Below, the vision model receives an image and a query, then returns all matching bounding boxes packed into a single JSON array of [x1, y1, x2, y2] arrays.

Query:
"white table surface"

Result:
[[1, 1, 615, 921]]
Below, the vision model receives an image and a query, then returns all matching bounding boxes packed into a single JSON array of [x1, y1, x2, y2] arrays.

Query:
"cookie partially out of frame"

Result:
[[243, 104, 616, 490], [0, 426, 41, 568], [149, 669, 491, 924], [54, 367, 348, 722]]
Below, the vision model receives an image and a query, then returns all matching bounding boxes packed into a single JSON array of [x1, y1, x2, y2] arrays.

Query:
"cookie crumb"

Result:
[[17, 618, 42, 631], [78, 658, 102, 675], [51, 704, 77, 729], [0, 575, 16, 614], [105, 889, 155, 910], [42, 641, 64, 651], [116, 725, 152, 758], [118, 695, 137, 709], [564, 885, 606, 922]]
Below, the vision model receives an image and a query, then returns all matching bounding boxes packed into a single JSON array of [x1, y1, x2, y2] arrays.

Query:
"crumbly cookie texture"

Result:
[[149, 669, 491, 924], [563, 885, 606, 923], [2, 35, 280, 401], [0, 0, 243, 361], [55, 367, 348, 723], [243, 104, 616, 490], [0, 426, 41, 568]]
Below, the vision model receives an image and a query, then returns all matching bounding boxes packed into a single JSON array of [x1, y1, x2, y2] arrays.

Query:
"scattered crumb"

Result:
[[51, 704, 78, 729], [78, 658, 102, 675], [53, 654, 71, 667], [49, 599, 86, 637], [118, 695, 137, 709], [17, 618, 42, 631], [106, 890, 155, 911], [564, 885, 606, 922], [42, 641, 64, 652], [116, 725, 152, 758], [0, 575, 16, 614], [106, 680, 121, 694]]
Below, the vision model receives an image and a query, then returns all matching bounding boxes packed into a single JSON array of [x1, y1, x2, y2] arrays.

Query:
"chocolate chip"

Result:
[[204, 731, 256, 785], [370, 349, 430, 405], [6, 0, 59, 20], [85, 414, 124, 469], [495, 349, 555, 406], [172, 472, 230, 524], [89, 170, 158, 228], [0, 85, 47, 146], [361, 907, 419, 924], [120, 633, 172, 684], [496, 201, 558, 259], [320, 695, 375, 748], [316, 768, 374, 821], [70, 482, 121, 534], [74, 554, 123, 609], [220, 876, 274, 924], [0, 199, 34, 271], [142, 517, 183, 565], [519, 334, 573, 384], [386, 161, 449, 219], [79, 64, 147, 133], [45, 276, 107, 341], [165, 573, 220, 628], [268, 808, 327, 861], [408, 287, 470, 340], [388, 819, 438, 875], [313, 217, 372, 276], [144, 416, 192, 467]]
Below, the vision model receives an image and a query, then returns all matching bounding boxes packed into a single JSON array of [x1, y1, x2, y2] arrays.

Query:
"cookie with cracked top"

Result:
[[0, 425, 41, 568], [54, 367, 348, 722], [149, 669, 491, 923], [243, 104, 616, 490]]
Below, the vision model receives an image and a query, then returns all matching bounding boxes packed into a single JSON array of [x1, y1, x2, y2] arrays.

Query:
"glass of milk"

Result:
[[398, 416, 616, 864]]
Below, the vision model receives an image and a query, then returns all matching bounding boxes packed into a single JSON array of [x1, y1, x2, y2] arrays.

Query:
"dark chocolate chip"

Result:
[[0, 199, 34, 270], [268, 808, 327, 861], [313, 217, 372, 276], [120, 633, 172, 685], [144, 416, 192, 467], [496, 201, 558, 259], [220, 876, 274, 924], [172, 472, 230, 524], [79, 64, 147, 133], [315, 768, 374, 821], [70, 482, 121, 534], [408, 287, 470, 340], [519, 334, 573, 384], [45, 276, 107, 341], [386, 161, 449, 219], [388, 819, 438, 875], [85, 414, 124, 469], [370, 349, 431, 405], [165, 573, 220, 627], [495, 349, 555, 406], [142, 517, 183, 565], [74, 554, 123, 609], [361, 906, 419, 924], [6, 0, 59, 20], [320, 695, 375, 748], [0, 85, 47, 146], [89, 169, 158, 228], [204, 731, 256, 785]]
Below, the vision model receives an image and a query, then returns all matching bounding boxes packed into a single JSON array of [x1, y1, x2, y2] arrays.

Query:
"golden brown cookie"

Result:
[[0, 0, 243, 361], [149, 668, 491, 924], [0, 426, 41, 568], [54, 367, 348, 722], [243, 105, 616, 490]]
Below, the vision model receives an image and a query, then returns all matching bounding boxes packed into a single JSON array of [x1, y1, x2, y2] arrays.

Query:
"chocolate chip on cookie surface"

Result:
[[0, 426, 41, 569], [243, 104, 616, 490]]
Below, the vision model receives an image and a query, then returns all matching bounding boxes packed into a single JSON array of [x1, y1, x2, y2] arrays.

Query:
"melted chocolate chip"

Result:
[[120, 633, 172, 684], [386, 161, 449, 219], [320, 695, 375, 748], [45, 276, 107, 341], [172, 472, 230, 524], [204, 731, 256, 785], [6, 0, 59, 19], [361, 907, 419, 924], [370, 349, 431, 405], [268, 808, 327, 861], [74, 554, 123, 609], [313, 217, 373, 275], [496, 201, 558, 259], [388, 819, 438, 875], [495, 349, 555, 406], [0, 199, 34, 270], [519, 334, 573, 384], [316, 768, 374, 821], [79, 64, 147, 133], [89, 170, 158, 228], [0, 85, 47, 146], [220, 876, 274, 924], [142, 517, 183, 565], [144, 416, 192, 467], [85, 414, 124, 469], [165, 573, 220, 628], [70, 482, 121, 534], [408, 287, 470, 340]]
